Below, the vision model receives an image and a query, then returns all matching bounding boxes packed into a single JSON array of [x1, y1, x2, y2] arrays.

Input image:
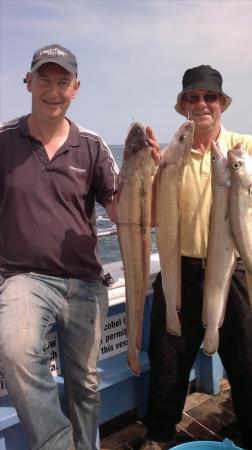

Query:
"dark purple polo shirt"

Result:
[[0, 116, 119, 281]]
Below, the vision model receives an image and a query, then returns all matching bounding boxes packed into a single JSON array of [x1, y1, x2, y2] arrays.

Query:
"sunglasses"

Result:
[[182, 92, 221, 104]]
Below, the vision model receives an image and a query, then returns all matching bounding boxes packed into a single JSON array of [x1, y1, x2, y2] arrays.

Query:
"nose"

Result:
[[46, 81, 60, 96], [197, 96, 208, 106]]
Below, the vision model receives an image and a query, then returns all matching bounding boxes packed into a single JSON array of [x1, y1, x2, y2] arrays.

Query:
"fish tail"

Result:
[[203, 327, 219, 355], [166, 311, 182, 336], [127, 348, 141, 376]]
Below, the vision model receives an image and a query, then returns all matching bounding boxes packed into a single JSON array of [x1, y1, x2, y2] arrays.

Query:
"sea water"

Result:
[[96, 144, 122, 264]]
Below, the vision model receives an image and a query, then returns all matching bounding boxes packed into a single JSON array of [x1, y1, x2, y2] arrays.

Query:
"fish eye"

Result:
[[179, 134, 186, 142], [211, 155, 216, 161], [232, 162, 241, 170]]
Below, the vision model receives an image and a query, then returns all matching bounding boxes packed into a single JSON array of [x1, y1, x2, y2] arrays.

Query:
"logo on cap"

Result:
[[39, 48, 68, 57]]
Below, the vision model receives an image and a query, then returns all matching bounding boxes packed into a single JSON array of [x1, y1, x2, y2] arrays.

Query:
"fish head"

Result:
[[173, 120, 195, 154], [228, 144, 252, 189], [124, 122, 149, 159], [211, 140, 230, 187], [161, 120, 195, 166]]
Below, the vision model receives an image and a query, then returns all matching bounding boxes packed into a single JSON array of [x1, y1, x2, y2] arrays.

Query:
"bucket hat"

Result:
[[175, 65, 232, 115]]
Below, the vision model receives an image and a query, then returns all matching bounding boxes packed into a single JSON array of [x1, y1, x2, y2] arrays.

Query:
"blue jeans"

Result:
[[0, 272, 108, 450]]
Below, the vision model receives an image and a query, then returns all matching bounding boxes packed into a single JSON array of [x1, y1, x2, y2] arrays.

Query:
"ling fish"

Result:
[[117, 122, 155, 376], [228, 144, 252, 275], [202, 141, 236, 355], [154, 120, 194, 336]]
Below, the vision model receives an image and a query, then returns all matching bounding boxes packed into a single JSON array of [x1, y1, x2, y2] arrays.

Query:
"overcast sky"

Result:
[[1, 0, 252, 145]]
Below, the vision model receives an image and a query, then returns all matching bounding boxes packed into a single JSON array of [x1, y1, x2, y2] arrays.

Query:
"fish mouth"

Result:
[[227, 145, 245, 164], [185, 120, 195, 132], [125, 122, 149, 153], [127, 122, 146, 134]]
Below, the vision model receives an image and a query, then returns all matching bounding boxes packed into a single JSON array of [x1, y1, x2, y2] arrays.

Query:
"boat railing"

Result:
[[97, 228, 118, 238], [97, 227, 156, 238]]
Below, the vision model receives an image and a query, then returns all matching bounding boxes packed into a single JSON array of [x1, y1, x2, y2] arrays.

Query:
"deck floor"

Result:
[[100, 379, 245, 449]]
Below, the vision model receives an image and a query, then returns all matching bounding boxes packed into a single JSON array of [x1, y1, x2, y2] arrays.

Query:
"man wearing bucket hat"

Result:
[[0, 44, 121, 450], [140, 65, 252, 450]]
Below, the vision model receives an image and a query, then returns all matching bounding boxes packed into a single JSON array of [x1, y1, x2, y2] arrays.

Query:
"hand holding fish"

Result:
[[146, 126, 161, 166]]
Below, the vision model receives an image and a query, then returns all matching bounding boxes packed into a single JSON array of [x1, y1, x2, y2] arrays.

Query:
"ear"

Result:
[[72, 80, 80, 99], [220, 95, 226, 112], [179, 100, 189, 118], [26, 72, 33, 92]]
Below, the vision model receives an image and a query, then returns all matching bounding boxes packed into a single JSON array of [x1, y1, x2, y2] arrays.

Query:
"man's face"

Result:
[[180, 88, 226, 132], [26, 63, 80, 121]]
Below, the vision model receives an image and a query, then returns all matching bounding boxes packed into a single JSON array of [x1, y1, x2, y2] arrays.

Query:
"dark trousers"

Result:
[[144, 259, 252, 448]]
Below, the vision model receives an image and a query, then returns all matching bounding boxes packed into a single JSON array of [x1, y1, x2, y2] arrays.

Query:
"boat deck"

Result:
[[100, 379, 244, 449]]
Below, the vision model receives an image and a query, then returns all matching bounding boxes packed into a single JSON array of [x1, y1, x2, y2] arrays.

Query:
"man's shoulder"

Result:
[[223, 127, 252, 140], [221, 126, 252, 152], [75, 123, 100, 138], [68, 121, 118, 172], [72, 122, 114, 155], [75, 123, 108, 146], [0, 116, 23, 135]]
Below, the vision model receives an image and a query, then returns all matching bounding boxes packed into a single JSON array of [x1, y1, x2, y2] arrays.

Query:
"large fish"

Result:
[[202, 141, 236, 355], [228, 144, 252, 274], [117, 122, 155, 376], [154, 120, 194, 336]]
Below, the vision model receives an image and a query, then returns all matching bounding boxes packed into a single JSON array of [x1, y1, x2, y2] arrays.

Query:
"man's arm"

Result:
[[105, 195, 119, 224]]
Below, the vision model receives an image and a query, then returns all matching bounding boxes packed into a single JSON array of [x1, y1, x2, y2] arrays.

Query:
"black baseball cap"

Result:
[[29, 44, 78, 77], [175, 65, 232, 114]]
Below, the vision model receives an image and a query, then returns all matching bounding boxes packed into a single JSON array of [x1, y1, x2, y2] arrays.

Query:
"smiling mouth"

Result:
[[195, 112, 210, 117], [43, 100, 61, 106]]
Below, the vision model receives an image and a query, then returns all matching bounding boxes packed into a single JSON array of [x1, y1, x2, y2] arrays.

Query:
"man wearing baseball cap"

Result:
[[140, 66, 252, 450], [29, 44, 78, 76], [0, 44, 120, 450]]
